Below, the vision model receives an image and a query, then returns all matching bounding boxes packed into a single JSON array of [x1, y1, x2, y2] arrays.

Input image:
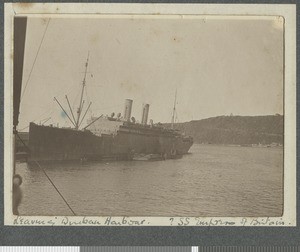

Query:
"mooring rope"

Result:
[[33, 160, 77, 216], [16, 132, 30, 152], [15, 132, 76, 215]]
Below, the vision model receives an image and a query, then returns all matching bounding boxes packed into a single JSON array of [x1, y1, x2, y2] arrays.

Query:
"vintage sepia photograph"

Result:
[[4, 3, 296, 225]]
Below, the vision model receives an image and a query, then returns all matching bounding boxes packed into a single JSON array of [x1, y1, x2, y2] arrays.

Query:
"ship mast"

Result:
[[75, 52, 89, 130], [171, 89, 177, 129], [54, 52, 92, 130]]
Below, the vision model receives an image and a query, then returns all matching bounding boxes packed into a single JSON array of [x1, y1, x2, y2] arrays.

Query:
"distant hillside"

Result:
[[164, 115, 283, 145]]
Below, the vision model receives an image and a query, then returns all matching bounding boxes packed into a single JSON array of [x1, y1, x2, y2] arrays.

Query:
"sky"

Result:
[[18, 15, 284, 130]]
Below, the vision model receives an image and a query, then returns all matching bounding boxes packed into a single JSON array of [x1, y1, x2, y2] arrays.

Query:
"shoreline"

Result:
[[193, 143, 283, 148]]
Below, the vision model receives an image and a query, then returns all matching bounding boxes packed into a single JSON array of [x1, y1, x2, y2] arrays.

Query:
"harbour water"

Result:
[[16, 144, 283, 217]]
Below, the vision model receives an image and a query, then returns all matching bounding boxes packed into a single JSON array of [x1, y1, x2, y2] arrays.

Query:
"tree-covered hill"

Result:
[[164, 115, 283, 145]]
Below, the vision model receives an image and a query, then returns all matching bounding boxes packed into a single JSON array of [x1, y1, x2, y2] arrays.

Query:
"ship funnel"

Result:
[[141, 103, 150, 125], [124, 99, 133, 122]]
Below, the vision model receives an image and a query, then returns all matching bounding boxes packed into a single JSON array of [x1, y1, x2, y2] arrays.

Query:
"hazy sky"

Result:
[[18, 15, 284, 130]]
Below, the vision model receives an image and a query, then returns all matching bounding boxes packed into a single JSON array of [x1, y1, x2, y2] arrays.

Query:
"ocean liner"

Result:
[[27, 54, 193, 162]]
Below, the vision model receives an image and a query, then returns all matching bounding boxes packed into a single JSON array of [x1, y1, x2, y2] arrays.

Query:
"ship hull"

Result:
[[28, 122, 193, 162]]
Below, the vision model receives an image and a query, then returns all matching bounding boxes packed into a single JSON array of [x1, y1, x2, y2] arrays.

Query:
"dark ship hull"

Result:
[[28, 121, 193, 162]]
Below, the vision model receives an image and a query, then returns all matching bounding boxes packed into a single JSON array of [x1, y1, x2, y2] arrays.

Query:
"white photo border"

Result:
[[4, 3, 296, 226]]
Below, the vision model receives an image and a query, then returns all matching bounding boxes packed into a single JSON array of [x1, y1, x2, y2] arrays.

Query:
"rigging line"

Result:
[[41, 117, 51, 125], [51, 79, 78, 100], [16, 132, 30, 152], [54, 97, 76, 127], [37, 114, 53, 125], [20, 18, 51, 101], [65, 95, 76, 125], [84, 85, 93, 116], [15, 132, 76, 215], [18, 108, 53, 131], [84, 84, 90, 106], [34, 160, 76, 216], [78, 102, 92, 128], [18, 125, 29, 131], [72, 88, 81, 109], [32, 106, 53, 119]]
